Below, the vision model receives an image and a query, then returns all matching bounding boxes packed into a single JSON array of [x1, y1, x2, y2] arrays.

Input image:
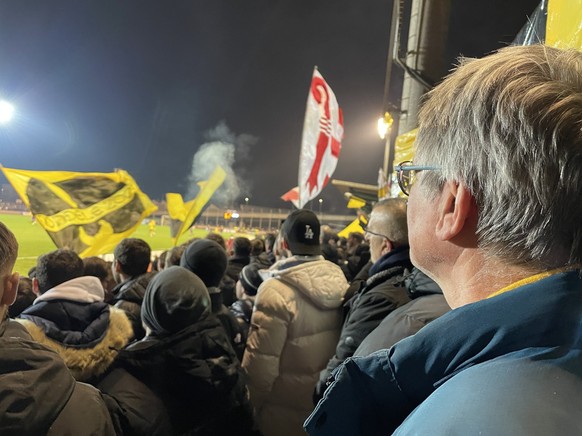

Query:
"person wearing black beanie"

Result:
[[112, 266, 255, 435], [141, 266, 211, 335], [180, 240, 245, 358], [180, 239, 227, 288]]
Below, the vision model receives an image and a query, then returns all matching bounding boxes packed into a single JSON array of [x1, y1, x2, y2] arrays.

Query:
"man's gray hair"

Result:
[[372, 198, 408, 247], [415, 44, 582, 269]]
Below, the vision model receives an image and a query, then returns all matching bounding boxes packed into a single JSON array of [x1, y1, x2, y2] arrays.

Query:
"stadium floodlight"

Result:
[[0, 100, 14, 124]]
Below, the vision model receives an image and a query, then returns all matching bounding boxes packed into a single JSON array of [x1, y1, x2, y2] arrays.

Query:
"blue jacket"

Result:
[[305, 270, 582, 435]]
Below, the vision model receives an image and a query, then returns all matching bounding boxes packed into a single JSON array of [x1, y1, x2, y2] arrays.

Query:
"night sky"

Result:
[[0, 0, 540, 212]]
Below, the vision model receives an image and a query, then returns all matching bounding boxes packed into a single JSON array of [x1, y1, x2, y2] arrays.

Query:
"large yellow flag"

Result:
[[1, 166, 157, 257], [546, 0, 582, 50], [168, 166, 226, 246]]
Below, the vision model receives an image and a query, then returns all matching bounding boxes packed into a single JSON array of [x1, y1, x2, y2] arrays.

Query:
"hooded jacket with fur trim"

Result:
[[17, 276, 133, 382], [242, 255, 348, 436]]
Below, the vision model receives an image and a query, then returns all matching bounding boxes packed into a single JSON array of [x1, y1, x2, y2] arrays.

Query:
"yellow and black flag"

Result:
[[1, 166, 157, 257], [166, 166, 226, 246]]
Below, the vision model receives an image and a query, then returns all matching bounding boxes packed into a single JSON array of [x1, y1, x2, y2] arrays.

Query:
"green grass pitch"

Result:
[[0, 213, 255, 275]]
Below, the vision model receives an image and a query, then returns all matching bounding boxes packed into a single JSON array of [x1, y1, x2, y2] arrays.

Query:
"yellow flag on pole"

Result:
[[170, 166, 226, 246], [0, 166, 157, 257], [346, 196, 366, 209], [338, 216, 367, 238]]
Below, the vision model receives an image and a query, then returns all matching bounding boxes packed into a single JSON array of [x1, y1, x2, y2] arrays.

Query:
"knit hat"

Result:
[[282, 209, 321, 256], [141, 266, 211, 336], [180, 239, 227, 288], [239, 263, 263, 296]]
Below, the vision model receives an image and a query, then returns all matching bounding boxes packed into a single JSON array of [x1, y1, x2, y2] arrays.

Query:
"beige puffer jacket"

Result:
[[242, 256, 348, 436]]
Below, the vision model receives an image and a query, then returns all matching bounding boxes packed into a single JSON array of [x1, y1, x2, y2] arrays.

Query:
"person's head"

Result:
[[232, 237, 251, 258], [347, 232, 364, 251], [0, 222, 19, 321], [364, 199, 408, 264], [141, 266, 211, 337], [164, 245, 186, 268], [83, 256, 116, 301], [236, 263, 263, 299], [157, 250, 168, 271], [320, 226, 338, 246], [282, 209, 321, 256], [27, 266, 36, 279], [34, 249, 84, 294], [206, 232, 226, 250], [180, 239, 228, 288], [113, 238, 151, 282], [250, 238, 265, 256], [406, 45, 582, 301]]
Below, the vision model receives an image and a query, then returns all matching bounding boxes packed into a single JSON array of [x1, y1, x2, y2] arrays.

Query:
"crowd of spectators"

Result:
[[2, 44, 582, 435]]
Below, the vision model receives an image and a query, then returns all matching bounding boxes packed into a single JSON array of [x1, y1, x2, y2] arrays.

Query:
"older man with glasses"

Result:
[[305, 44, 582, 435], [314, 198, 412, 403]]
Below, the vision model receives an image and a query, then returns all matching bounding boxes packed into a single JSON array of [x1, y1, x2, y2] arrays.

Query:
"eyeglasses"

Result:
[[394, 160, 441, 196], [364, 229, 390, 240], [359, 219, 388, 239]]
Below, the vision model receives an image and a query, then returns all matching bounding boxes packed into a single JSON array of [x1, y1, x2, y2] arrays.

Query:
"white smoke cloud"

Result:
[[186, 121, 257, 206]]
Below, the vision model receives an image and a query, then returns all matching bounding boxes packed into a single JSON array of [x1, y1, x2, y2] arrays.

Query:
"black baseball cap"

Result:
[[282, 209, 321, 256]]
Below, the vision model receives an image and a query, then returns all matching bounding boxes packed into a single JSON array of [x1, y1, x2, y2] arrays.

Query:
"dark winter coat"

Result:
[[306, 269, 582, 435], [229, 297, 254, 350], [222, 256, 250, 306], [209, 286, 245, 360], [315, 247, 412, 402], [97, 367, 173, 436], [0, 320, 115, 435], [111, 272, 156, 340], [116, 316, 254, 435], [250, 252, 273, 269], [354, 268, 451, 356]]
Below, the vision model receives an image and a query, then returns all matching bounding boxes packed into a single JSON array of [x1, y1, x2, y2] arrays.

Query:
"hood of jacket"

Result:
[[20, 300, 112, 347], [268, 256, 348, 310], [0, 320, 76, 434], [17, 304, 133, 382], [112, 272, 156, 305], [34, 276, 104, 304]]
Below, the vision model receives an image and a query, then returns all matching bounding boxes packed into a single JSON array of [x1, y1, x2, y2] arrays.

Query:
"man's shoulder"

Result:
[[358, 268, 410, 304], [396, 352, 582, 435], [116, 272, 156, 301]]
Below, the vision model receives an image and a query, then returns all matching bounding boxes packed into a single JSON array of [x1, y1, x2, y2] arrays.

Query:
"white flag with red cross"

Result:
[[297, 68, 343, 208]]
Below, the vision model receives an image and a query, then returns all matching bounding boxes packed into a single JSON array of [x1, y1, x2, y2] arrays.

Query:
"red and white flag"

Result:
[[297, 68, 343, 208], [281, 186, 300, 208]]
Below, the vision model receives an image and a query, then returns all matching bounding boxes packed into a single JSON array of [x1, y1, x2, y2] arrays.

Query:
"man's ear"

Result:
[[32, 277, 40, 296], [435, 181, 475, 242], [1, 272, 20, 306], [380, 238, 393, 256]]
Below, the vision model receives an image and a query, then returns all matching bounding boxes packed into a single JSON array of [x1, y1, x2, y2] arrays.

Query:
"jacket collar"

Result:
[[369, 246, 411, 276]]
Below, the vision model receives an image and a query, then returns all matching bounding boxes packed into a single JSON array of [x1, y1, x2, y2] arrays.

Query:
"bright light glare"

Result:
[[377, 112, 394, 140], [0, 100, 14, 124], [377, 117, 388, 139]]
